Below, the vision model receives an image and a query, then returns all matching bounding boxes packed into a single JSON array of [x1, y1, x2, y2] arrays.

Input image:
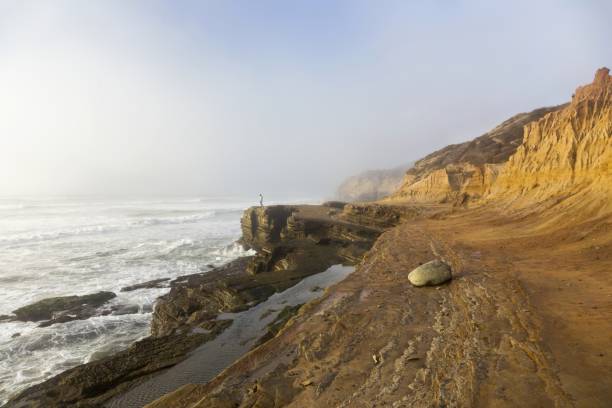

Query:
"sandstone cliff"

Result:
[[488, 67, 612, 217], [336, 165, 411, 202], [388, 105, 563, 204]]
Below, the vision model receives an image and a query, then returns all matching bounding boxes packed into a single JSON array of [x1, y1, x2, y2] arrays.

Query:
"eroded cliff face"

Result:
[[488, 68, 612, 216], [390, 68, 611, 214], [388, 106, 563, 204]]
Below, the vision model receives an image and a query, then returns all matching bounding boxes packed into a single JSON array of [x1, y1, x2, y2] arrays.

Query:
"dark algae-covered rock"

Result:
[[120, 278, 170, 292], [12, 291, 116, 321], [9, 291, 116, 327], [255, 303, 304, 347]]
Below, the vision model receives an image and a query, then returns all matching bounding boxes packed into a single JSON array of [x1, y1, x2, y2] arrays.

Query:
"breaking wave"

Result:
[[0, 212, 217, 245]]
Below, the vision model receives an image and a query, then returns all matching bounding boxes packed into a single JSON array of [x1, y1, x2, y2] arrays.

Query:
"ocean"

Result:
[[0, 197, 267, 404]]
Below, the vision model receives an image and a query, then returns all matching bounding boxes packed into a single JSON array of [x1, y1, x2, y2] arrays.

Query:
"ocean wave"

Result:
[[130, 212, 215, 226], [212, 242, 256, 259], [0, 204, 28, 211], [0, 313, 152, 404], [0, 212, 217, 245], [162, 238, 195, 253], [0, 224, 118, 244]]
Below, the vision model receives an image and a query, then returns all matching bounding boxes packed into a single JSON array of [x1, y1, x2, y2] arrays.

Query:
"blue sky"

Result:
[[0, 0, 610, 197]]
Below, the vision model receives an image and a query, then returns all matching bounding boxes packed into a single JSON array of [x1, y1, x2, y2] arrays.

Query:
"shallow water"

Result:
[[0, 197, 256, 404], [107, 264, 355, 408]]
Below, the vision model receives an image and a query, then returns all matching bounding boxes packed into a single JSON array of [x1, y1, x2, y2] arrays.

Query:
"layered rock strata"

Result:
[[488, 68, 612, 216], [388, 105, 563, 204]]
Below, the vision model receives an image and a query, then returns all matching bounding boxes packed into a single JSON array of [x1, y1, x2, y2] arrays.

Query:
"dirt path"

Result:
[[427, 208, 612, 407]]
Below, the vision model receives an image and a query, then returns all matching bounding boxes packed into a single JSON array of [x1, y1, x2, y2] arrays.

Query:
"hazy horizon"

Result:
[[1, 1, 610, 198]]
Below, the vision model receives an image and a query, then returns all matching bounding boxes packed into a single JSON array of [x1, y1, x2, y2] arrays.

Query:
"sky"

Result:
[[0, 0, 610, 199]]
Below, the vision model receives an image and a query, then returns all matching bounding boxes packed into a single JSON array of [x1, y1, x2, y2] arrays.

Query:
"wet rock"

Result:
[[408, 260, 452, 286], [11, 291, 117, 326], [255, 304, 303, 347], [259, 308, 278, 320], [111, 304, 140, 316], [151, 258, 262, 337], [120, 278, 170, 292]]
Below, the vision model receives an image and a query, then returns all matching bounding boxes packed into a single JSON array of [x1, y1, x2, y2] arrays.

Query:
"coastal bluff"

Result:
[[145, 69, 612, 408]]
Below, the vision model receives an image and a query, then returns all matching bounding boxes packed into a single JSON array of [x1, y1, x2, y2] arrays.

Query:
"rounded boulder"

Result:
[[408, 260, 452, 287]]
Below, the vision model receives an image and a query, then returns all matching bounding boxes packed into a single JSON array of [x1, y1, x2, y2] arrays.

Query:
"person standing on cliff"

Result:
[[259, 194, 264, 207]]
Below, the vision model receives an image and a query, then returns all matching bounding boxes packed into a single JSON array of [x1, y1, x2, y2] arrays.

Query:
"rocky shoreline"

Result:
[[5, 202, 410, 407]]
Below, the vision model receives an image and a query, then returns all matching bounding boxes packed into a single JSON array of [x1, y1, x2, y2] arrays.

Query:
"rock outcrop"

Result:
[[121, 278, 170, 292], [388, 105, 563, 204], [239, 204, 394, 275], [153, 204, 390, 338], [6, 291, 116, 327], [336, 165, 411, 202]]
